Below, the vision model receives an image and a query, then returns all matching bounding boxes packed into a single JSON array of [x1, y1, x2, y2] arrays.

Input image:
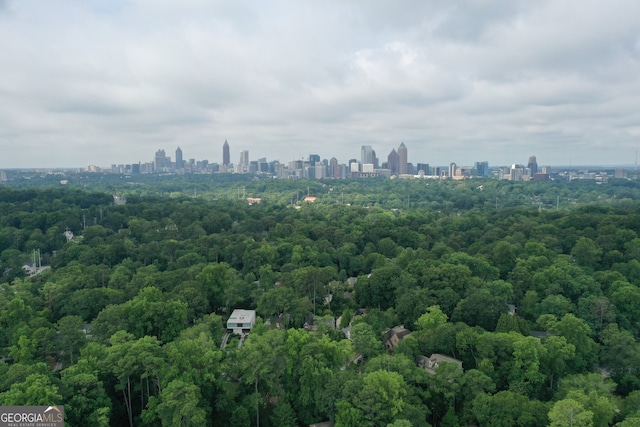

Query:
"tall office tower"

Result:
[[154, 149, 167, 171], [387, 149, 399, 175], [511, 164, 525, 181], [309, 154, 320, 166], [329, 157, 338, 178], [223, 140, 230, 166], [449, 162, 457, 179], [239, 150, 249, 173], [257, 157, 269, 173], [527, 155, 538, 177], [175, 147, 183, 170], [475, 161, 489, 177], [398, 142, 408, 174], [361, 145, 373, 165]]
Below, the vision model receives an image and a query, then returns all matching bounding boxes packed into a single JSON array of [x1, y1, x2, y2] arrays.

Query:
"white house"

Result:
[[227, 309, 256, 335]]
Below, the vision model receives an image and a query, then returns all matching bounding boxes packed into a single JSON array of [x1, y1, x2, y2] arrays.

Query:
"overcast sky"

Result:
[[1, 0, 640, 169]]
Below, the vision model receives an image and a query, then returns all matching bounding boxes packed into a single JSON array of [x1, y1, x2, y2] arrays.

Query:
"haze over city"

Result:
[[1, 0, 639, 169]]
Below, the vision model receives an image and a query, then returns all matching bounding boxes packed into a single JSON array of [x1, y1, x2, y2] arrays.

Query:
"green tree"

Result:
[[0, 373, 63, 406], [548, 398, 593, 427], [353, 370, 408, 426], [230, 407, 251, 427], [571, 237, 602, 268], [270, 400, 298, 427], [351, 322, 384, 360], [238, 329, 286, 427], [56, 315, 86, 365], [472, 390, 548, 427], [61, 360, 111, 427], [155, 379, 206, 427], [415, 305, 448, 332]]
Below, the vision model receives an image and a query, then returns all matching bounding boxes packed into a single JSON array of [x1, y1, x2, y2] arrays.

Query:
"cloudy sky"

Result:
[[1, 0, 640, 169]]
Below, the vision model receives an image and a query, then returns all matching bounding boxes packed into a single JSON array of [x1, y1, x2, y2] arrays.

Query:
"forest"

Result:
[[2, 175, 640, 426]]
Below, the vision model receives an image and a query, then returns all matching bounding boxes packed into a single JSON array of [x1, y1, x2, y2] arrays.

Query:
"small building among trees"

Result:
[[227, 309, 256, 335], [417, 354, 463, 374], [383, 325, 411, 350]]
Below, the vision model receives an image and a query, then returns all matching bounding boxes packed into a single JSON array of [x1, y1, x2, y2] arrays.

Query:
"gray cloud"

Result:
[[1, 0, 640, 168]]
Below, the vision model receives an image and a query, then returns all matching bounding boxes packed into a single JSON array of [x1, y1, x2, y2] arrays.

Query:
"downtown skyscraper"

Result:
[[223, 140, 230, 166]]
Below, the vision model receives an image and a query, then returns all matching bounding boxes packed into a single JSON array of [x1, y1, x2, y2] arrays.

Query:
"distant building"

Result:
[[329, 157, 339, 178], [175, 147, 183, 170], [223, 140, 230, 166], [238, 150, 249, 173], [475, 161, 489, 177], [398, 143, 408, 174], [510, 164, 525, 181], [361, 145, 377, 168], [309, 154, 321, 166], [387, 149, 399, 175], [527, 155, 538, 177], [449, 162, 457, 179], [227, 309, 256, 335], [154, 149, 170, 171], [533, 173, 550, 181], [416, 163, 430, 175]]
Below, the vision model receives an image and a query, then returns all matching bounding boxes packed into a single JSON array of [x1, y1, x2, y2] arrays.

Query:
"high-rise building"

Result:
[[238, 150, 249, 173], [387, 149, 399, 175], [527, 155, 538, 177], [154, 149, 169, 172], [223, 140, 230, 166], [175, 147, 183, 170], [398, 143, 408, 174], [329, 157, 338, 178], [449, 162, 457, 179], [475, 161, 489, 177], [511, 164, 525, 181], [361, 145, 377, 167], [309, 154, 320, 166]]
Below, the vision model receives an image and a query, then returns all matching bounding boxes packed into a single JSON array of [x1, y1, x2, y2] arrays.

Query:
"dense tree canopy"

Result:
[[2, 175, 640, 425]]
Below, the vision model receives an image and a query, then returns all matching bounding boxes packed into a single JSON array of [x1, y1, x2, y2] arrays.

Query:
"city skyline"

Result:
[[1, 2, 640, 168], [98, 140, 560, 181]]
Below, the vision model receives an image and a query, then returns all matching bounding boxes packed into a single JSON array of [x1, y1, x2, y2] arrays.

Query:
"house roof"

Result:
[[417, 353, 463, 374], [228, 309, 256, 323], [385, 325, 411, 340]]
